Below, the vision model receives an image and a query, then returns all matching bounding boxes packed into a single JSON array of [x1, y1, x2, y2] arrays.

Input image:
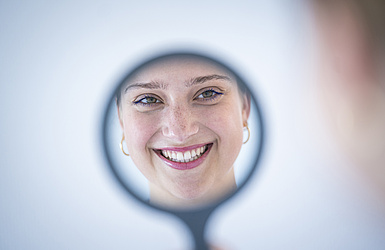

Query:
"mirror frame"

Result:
[[101, 50, 265, 249]]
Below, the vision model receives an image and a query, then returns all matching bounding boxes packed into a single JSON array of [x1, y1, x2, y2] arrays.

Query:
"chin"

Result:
[[172, 181, 212, 200]]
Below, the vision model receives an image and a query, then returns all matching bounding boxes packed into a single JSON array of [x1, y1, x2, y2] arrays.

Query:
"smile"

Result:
[[154, 143, 212, 170], [161, 145, 208, 163]]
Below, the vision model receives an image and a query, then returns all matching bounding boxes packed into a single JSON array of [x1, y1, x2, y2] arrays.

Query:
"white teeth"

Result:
[[176, 152, 183, 161], [160, 145, 209, 162], [184, 151, 191, 161]]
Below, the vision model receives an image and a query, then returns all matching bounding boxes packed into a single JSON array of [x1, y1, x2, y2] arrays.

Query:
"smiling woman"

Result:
[[114, 54, 251, 209]]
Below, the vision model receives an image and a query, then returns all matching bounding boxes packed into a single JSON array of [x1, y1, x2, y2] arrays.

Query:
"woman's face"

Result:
[[118, 57, 250, 207]]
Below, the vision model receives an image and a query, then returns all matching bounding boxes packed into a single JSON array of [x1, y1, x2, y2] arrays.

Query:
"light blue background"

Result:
[[1, 1, 385, 249]]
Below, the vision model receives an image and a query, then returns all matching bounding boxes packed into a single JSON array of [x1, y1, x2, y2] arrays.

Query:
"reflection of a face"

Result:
[[117, 56, 250, 209]]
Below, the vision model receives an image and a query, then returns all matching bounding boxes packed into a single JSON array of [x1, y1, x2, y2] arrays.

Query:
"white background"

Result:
[[1, 1, 385, 249]]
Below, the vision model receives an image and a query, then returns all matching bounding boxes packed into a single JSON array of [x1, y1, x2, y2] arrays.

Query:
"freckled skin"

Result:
[[118, 56, 250, 209]]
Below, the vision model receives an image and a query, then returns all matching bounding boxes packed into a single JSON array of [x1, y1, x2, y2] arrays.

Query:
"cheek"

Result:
[[122, 112, 159, 152], [202, 103, 244, 144]]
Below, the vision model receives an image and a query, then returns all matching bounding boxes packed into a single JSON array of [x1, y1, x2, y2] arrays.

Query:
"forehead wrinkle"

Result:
[[124, 80, 167, 93], [186, 74, 232, 87]]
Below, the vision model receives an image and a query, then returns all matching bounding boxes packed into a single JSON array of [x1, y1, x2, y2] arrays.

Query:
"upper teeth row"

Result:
[[162, 145, 207, 163]]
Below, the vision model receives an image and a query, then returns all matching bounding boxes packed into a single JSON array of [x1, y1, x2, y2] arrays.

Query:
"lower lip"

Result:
[[155, 144, 212, 170]]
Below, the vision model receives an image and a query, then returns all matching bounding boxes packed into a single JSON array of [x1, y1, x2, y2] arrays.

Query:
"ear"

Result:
[[241, 93, 251, 125]]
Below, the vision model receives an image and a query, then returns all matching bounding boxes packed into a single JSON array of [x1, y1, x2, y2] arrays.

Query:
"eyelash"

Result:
[[195, 88, 223, 102], [133, 95, 163, 106]]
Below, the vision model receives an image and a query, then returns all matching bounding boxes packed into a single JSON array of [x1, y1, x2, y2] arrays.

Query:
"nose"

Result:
[[161, 103, 199, 142]]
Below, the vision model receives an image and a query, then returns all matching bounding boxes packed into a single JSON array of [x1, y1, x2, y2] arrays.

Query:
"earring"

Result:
[[120, 134, 130, 156], [243, 122, 250, 144]]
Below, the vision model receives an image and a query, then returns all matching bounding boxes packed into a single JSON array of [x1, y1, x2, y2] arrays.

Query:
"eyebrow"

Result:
[[124, 80, 167, 93], [186, 74, 231, 87], [124, 74, 231, 93]]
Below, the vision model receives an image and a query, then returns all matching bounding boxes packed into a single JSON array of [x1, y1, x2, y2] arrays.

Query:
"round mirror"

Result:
[[102, 51, 264, 249]]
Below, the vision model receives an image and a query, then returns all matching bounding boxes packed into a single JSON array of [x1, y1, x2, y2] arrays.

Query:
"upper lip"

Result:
[[153, 142, 212, 152]]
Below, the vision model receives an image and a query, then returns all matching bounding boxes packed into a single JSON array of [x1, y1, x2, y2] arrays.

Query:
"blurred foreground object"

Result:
[[311, 0, 385, 199]]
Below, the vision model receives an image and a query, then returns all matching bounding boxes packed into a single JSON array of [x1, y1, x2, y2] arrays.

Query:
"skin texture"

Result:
[[117, 56, 250, 209]]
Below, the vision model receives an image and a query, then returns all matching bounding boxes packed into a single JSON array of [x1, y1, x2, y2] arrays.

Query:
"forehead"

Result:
[[127, 56, 235, 84]]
